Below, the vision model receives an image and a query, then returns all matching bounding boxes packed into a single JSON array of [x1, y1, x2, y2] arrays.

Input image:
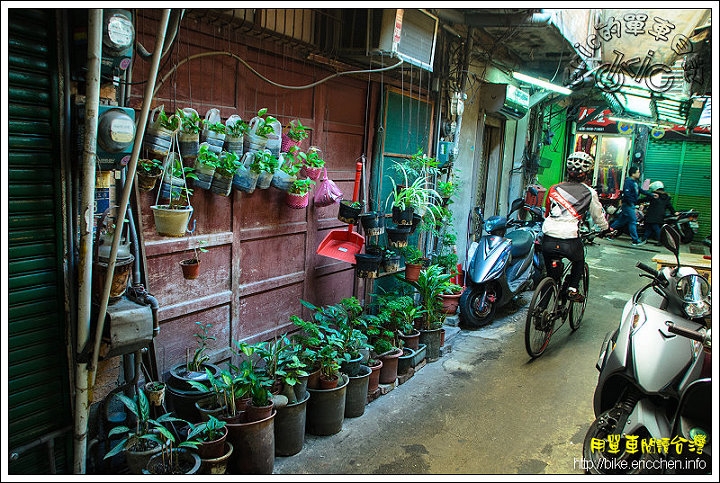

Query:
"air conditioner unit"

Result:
[[479, 83, 530, 120], [338, 9, 438, 72]]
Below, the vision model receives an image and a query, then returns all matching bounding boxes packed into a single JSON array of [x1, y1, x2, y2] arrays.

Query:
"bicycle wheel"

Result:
[[525, 277, 558, 358], [568, 263, 589, 330]]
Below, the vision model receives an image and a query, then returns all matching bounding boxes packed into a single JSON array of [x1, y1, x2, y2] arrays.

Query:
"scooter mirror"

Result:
[[509, 198, 524, 216], [660, 224, 681, 267]]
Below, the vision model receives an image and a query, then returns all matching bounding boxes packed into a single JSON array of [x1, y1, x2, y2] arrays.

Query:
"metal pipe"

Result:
[[73, 8, 103, 474], [88, 9, 171, 386]]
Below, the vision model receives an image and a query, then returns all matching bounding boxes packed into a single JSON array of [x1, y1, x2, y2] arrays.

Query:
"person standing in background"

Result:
[[640, 181, 678, 245], [608, 166, 656, 246]]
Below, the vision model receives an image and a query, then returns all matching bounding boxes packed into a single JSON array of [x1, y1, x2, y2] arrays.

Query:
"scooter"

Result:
[[582, 225, 712, 474], [636, 204, 700, 244], [458, 195, 545, 329]]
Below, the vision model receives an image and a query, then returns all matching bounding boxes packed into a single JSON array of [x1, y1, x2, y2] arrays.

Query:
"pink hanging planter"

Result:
[[285, 191, 309, 209]]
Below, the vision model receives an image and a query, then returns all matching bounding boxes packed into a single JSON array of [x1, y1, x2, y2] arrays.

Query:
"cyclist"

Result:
[[541, 151, 611, 302]]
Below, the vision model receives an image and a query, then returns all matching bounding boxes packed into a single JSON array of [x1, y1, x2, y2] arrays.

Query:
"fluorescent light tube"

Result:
[[512, 72, 572, 95]]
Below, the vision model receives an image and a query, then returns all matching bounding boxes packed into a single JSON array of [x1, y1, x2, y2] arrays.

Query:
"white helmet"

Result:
[[566, 151, 594, 177], [649, 181, 664, 192]]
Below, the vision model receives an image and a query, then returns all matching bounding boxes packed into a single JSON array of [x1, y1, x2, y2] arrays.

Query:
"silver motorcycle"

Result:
[[583, 225, 712, 474]]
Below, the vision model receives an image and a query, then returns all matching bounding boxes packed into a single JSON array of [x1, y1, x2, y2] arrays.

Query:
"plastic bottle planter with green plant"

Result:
[[176, 108, 202, 160], [297, 147, 325, 181], [282, 119, 309, 152], [250, 150, 280, 190], [202, 120, 227, 154], [244, 108, 278, 153], [193, 144, 219, 191], [286, 178, 316, 209], [271, 151, 302, 191], [211, 151, 240, 196], [224, 115, 248, 157], [144, 106, 180, 160]]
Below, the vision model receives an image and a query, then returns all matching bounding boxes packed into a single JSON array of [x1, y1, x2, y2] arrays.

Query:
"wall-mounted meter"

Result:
[[96, 105, 136, 170], [101, 9, 134, 74]]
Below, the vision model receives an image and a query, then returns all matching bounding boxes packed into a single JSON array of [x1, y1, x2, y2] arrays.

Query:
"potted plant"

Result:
[[231, 341, 275, 422], [390, 147, 440, 181], [179, 238, 207, 280], [381, 247, 402, 273], [364, 309, 403, 385], [210, 150, 240, 196], [137, 158, 164, 191], [152, 157, 198, 237], [192, 143, 219, 191], [282, 118, 309, 153], [103, 387, 192, 474], [143, 105, 179, 160], [297, 146, 325, 180], [255, 334, 309, 404], [201, 108, 227, 154], [176, 107, 202, 160], [271, 150, 302, 191], [400, 245, 424, 282], [385, 162, 442, 226], [286, 178, 315, 209], [144, 381, 167, 407], [168, 322, 219, 391], [185, 414, 228, 460], [143, 420, 202, 475]]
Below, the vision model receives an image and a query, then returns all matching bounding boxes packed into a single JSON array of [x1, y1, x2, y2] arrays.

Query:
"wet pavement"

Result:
[[271, 238, 712, 477]]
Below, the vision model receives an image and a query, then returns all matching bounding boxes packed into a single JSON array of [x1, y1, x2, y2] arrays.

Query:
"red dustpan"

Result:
[[317, 161, 365, 263]]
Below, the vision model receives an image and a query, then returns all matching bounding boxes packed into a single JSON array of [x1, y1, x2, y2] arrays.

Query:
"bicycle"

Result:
[[524, 233, 592, 358]]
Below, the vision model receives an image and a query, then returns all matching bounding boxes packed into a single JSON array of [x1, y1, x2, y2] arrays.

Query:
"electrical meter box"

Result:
[[75, 101, 136, 170], [101, 9, 135, 74]]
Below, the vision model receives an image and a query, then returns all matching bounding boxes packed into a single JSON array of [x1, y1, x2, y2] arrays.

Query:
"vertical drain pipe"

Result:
[[73, 9, 103, 474]]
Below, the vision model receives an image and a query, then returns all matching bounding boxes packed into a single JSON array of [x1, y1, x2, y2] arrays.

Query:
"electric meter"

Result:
[[101, 9, 134, 73], [96, 105, 136, 170]]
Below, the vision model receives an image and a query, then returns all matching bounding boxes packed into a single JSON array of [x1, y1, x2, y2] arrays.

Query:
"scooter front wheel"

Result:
[[459, 284, 497, 329], [582, 407, 660, 474]]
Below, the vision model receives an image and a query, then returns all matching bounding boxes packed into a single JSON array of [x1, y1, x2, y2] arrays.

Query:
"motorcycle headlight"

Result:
[[677, 274, 711, 318]]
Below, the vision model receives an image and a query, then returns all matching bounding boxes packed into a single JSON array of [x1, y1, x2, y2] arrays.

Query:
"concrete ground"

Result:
[[271, 238, 712, 478]]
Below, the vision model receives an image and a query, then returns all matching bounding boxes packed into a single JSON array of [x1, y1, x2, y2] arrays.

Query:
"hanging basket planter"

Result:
[[337, 200, 362, 225], [359, 211, 385, 236], [354, 253, 382, 279], [285, 191, 310, 209], [211, 172, 234, 197], [179, 258, 201, 280], [386, 225, 412, 248], [392, 206, 415, 226], [381, 252, 402, 273], [151, 205, 193, 237]]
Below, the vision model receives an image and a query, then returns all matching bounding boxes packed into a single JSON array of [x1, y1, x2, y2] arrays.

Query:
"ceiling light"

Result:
[[512, 71, 572, 96], [607, 116, 674, 128]]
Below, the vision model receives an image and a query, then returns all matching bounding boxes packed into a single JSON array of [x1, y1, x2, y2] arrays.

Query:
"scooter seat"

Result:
[[505, 229, 535, 257]]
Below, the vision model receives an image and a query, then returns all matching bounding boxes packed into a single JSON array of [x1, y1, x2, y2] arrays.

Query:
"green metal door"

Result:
[[644, 139, 711, 240], [7, 8, 73, 473]]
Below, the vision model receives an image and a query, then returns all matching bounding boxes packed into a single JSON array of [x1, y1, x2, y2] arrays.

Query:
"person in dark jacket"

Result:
[[609, 166, 656, 246], [641, 181, 678, 244]]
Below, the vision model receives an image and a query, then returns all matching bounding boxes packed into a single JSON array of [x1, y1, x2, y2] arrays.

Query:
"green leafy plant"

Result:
[[202, 120, 226, 135], [185, 414, 226, 443], [399, 264, 452, 330], [385, 162, 442, 217], [230, 341, 274, 407], [252, 108, 279, 138], [187, 321, 215, 373], [103, 388, 192, 460], [214, 151, 240, 177], [296, 148, 325, 168], [280, 153, 302, 177], [155, 106, 180, 132], [400, 245, 424, 265], [390, 147, 439, 180], [226, 118, 248, 137], [176, 108, 201, 134], [138, 158, 163, 176], [248, 150, 280, 175], [288, 178, 315, 195], [196, 144, 219, 168], [286, 119, 309, 142]]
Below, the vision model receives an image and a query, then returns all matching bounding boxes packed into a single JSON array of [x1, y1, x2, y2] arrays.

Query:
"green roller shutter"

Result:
[[644, 139, 712, 240], [7, 8, 73, 474]]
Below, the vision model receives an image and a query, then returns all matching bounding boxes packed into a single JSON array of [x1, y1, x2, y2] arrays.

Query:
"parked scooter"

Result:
[[583, 225, 712, 474], [458, 195, 545, 329]]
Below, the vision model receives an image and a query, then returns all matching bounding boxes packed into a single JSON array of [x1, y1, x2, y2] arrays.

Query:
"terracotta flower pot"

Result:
[[180, 258, 200, 280]]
